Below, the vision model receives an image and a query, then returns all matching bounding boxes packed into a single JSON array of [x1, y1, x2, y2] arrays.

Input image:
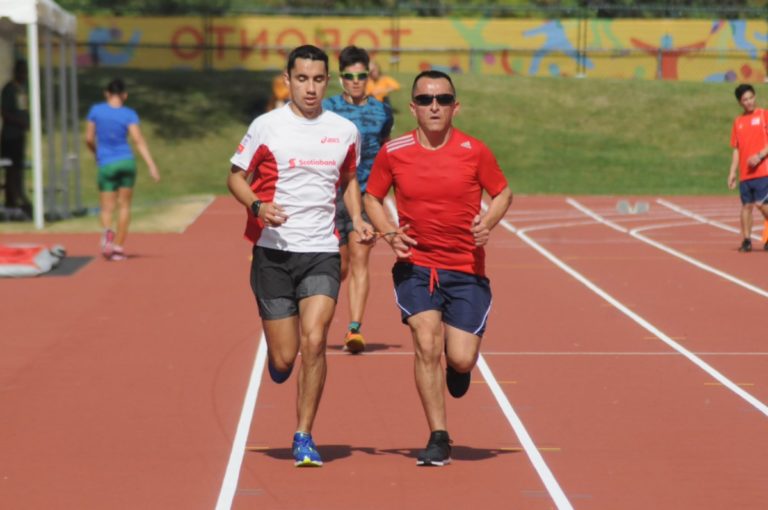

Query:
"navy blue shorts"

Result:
[[392, 262, 492, 337], [739, 176, 768, 205]]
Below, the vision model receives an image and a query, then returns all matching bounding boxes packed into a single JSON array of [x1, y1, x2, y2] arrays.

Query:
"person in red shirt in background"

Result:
[[728, 83, 768, 252], [364, 70, 512, 466]]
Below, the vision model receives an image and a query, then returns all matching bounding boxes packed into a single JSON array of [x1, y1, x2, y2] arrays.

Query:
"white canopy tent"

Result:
[[0, 0, 80, 229]]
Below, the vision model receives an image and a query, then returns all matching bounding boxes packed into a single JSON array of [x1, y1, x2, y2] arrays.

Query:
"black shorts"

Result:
[[335, 192, 370, 247], [250, 245, 341, 320]]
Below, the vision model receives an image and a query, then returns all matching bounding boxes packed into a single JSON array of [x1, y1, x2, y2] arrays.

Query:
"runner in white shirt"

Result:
[[227, 45, 373, 467]]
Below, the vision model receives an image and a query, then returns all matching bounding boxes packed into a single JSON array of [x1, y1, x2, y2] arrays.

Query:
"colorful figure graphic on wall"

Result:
[[630, 34, 707, 80], [730, 20, 758, 59], [701, 21, 764, 82], [451, 18, 492, 74], [523, 20, 594, 76], [78, 24, 142, 67]]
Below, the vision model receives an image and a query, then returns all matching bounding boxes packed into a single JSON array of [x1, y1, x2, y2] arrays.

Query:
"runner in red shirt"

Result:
[[728, 83, 768, 252], [365, 70, 513, 466]]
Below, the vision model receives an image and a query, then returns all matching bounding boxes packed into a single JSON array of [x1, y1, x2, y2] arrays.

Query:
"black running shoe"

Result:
[[417, 430, 452, 466], [739, 239, 752, 252], [446, 365, 471, 398]]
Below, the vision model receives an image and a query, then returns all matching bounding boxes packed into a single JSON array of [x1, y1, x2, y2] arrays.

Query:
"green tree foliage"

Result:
[[57, 0, 231, 15], [55, 0, 768, 17]]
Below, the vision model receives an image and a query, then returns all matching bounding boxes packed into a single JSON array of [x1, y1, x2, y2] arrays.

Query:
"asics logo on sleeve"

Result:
[[321, 136, 340, 144], [236, 134, 252, 154]]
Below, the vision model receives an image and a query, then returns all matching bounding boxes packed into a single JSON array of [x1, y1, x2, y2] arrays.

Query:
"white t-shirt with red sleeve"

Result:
[[230, 104, 360, 252], [366, 128, 508, 277]]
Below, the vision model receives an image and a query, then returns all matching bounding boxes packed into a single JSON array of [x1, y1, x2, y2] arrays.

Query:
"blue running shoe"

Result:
[[268, 359, 293, 384], [292, 432, 323, 467]]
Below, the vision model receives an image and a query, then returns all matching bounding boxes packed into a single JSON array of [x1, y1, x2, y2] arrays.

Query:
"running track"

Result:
[[1, 195, 766, 509]]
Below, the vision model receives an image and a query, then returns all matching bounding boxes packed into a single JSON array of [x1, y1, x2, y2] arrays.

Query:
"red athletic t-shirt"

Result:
[[366, 129, 508, 276], [731, 108, 768, 181]]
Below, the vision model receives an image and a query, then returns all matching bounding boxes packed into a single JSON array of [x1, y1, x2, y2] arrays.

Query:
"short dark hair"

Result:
[[735, 83, 755, 101], [287, 45, 329, 76], [105, 78, 126, 95], [338, 46, 370, 71], [411, 70, 456, 97]]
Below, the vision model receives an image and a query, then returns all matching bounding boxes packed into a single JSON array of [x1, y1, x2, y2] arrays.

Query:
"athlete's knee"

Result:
[[100, 199, 115, 213], [269, 350, 295, 372], [300, 329, 327, 357], [446, 353, 477, 373], [350, 259, 369, 279], [411, 332, 442, 363]]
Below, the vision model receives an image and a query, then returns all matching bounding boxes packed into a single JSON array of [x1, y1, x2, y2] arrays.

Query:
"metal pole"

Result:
[[576, 13, 584, 77], [27, 23, 45, 230], [59, 33, 70, 216], [44, 27, 58, 219], [391, 1, 400, 73], [656, 48, 663, 80], [204, 15, 212, 71], [69, 35, 83, 213]]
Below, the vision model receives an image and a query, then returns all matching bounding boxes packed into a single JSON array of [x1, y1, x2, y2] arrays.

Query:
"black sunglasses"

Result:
[[412, 94, 456, 106], [341, 72, 369, 81]]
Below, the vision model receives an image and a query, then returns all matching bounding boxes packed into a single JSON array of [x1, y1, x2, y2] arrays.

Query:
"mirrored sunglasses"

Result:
[[341, 72, 369, 81], [412, 94, 456, 106]]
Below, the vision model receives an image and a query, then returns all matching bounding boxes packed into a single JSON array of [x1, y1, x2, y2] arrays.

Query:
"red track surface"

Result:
[[1, 195, 766, 509]]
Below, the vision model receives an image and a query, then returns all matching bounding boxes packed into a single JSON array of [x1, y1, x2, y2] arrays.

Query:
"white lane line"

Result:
[[326, 351, 768, 356], [215, 333, 268, 510], [503, 219, 768, 418], [464, 202, 574, 508], [631, 224, 768, 299], [656, 198, 762, 241], [565, 198, 628, 234], [481, 200, 573, 509], [567, 198, 768, 300], [482, 351, 768, 356], [477, 355, 574, 510], [481, 200, 520, 232], [566, 197, 628, 233]]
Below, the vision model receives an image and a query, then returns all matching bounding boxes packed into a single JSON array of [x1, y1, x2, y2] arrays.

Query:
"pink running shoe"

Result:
[[101, 229, 115, 259], [109, 246, 127, 261]]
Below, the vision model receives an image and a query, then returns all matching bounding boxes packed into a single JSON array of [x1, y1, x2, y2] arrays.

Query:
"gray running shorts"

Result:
[[250, 245, 341, 320]]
